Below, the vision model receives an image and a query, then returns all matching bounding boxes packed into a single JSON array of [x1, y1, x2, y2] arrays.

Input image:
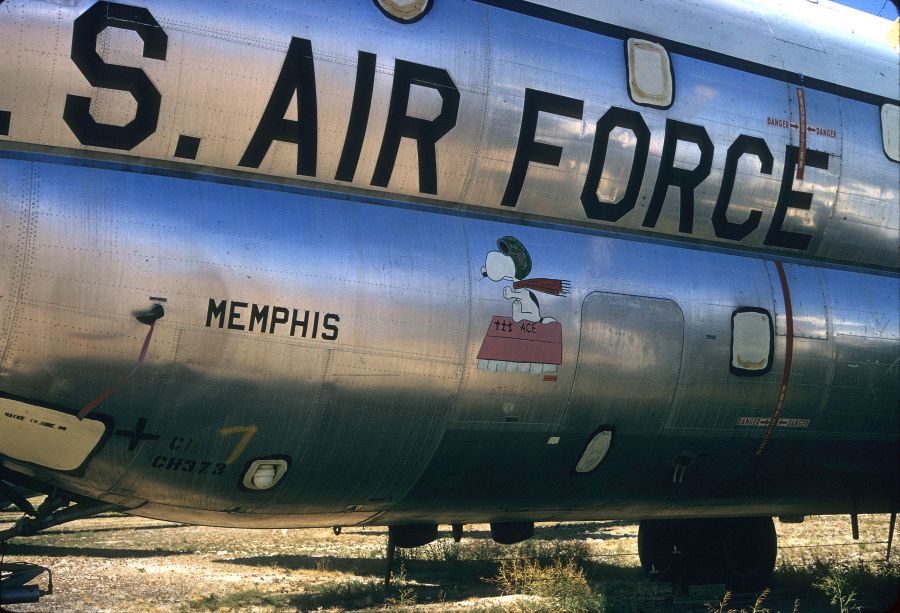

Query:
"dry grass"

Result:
[[0, 510, 897, 612]]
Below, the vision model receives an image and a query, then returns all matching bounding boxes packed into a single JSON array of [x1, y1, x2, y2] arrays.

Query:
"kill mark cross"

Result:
[[114, 417, 161, 451]]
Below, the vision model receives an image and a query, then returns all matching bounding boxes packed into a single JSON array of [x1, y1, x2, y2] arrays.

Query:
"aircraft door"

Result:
[[562, 292, 684, 439], [509, 292, 684, 509]]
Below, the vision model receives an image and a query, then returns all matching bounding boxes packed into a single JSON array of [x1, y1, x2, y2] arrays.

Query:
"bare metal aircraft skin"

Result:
[[0, 0, 897, 532]]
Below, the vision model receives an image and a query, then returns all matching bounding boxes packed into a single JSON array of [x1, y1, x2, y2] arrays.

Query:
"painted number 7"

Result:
[[218, 425, 258, 465]]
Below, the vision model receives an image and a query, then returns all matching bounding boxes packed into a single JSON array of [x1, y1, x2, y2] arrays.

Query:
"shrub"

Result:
[[489, 556, 606, 612]]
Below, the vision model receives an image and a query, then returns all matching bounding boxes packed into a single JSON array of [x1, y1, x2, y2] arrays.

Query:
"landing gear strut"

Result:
[[384, 533, 396, 590], [0, 482, 123, 606], [0, 496, 120, 542], [0, 560, 53, 605], [638, 517, 777, 590]]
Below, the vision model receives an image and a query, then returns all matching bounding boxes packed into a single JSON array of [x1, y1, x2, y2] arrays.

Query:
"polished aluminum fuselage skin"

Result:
[[0, 0, 897, 528]]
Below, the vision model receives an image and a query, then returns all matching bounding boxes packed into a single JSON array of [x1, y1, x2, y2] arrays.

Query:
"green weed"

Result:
[[383, 563, 417, 608], [812, 566, 861, 613], [185, 588, 293, 610], [704, 588, 791, 613], [488, 556, 606, 612]]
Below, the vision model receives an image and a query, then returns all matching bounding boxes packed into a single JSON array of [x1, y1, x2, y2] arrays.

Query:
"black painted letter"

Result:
[[239, 37, 318, 177], [206, 299, 227, 328], [63, 1, 167, 150], [764, 145, 828, 250], [502, 89, 584, 207], [581, 107, 650, 222], [712, 135, 773, 241], [642, 119, 713, 233], [371, 60, 460, 195], [335, 51, 377, 182]]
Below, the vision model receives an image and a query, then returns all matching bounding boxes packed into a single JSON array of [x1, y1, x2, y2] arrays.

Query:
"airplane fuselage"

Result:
[[0, 0, 897, 529]]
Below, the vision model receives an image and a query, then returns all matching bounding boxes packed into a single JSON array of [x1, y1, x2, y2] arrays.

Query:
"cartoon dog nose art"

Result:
[[477, 236, 570, 376]]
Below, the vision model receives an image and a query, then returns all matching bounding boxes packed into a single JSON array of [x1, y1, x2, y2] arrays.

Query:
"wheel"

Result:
[[389, 524, 438, 548], [638, 519, 675, 578], [638, 517, 777, 589], [721, 517, 777, 591]]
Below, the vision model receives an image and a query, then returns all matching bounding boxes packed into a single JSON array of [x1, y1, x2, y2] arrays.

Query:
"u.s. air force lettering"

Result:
[[61, 1, 834, 253]]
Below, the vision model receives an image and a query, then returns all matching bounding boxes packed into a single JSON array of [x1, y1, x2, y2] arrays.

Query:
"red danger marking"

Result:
[[738, 417, 810, 428], [809, 126, 837, 138], [797, 87, 807, 180], [766, 117, 837, 138]]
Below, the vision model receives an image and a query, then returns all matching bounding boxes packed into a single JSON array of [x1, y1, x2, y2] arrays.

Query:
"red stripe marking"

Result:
[[757, 261, 794, 455], [796, 87, 807, 181], [77, 321, 158, 420]]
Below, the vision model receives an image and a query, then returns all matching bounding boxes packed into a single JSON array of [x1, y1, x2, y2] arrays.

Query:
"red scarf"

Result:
[[512, 278, 570, 296]]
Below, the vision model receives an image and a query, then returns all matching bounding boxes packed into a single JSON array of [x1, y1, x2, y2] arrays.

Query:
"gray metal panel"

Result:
[[0, 0, 897, 525], [0, 162, 31, 367], [0, 158, 475, 516], [781, 265, 827, 340], [0, 0, 896, 270], [665, 255, 779, 435], [0, 155, 895, 521], [527, 0, 900, 101], [823, 97, 900, 269], [564, 293, 683, 433], [759, 262, 831, 437], [821, 268, 899, 438]]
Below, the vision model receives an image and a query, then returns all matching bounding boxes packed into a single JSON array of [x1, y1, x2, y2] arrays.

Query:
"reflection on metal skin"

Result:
[[0, 0, 896, 528]]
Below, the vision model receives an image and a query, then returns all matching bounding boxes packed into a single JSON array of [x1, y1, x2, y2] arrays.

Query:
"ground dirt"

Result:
[[1, 510, 897, 612]]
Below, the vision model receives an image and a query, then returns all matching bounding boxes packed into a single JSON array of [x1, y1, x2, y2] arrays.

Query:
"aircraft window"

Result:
[[574, 429, 613, 474], [882, 104, 899, 162], [626, 39, 674, 109], [373, 0, 433, 23], [731, 308, 774, 376]]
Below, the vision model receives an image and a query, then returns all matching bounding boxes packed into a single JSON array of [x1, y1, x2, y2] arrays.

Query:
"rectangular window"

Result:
[[731, 308, 773, 376], [626, 39, 674, 109]]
